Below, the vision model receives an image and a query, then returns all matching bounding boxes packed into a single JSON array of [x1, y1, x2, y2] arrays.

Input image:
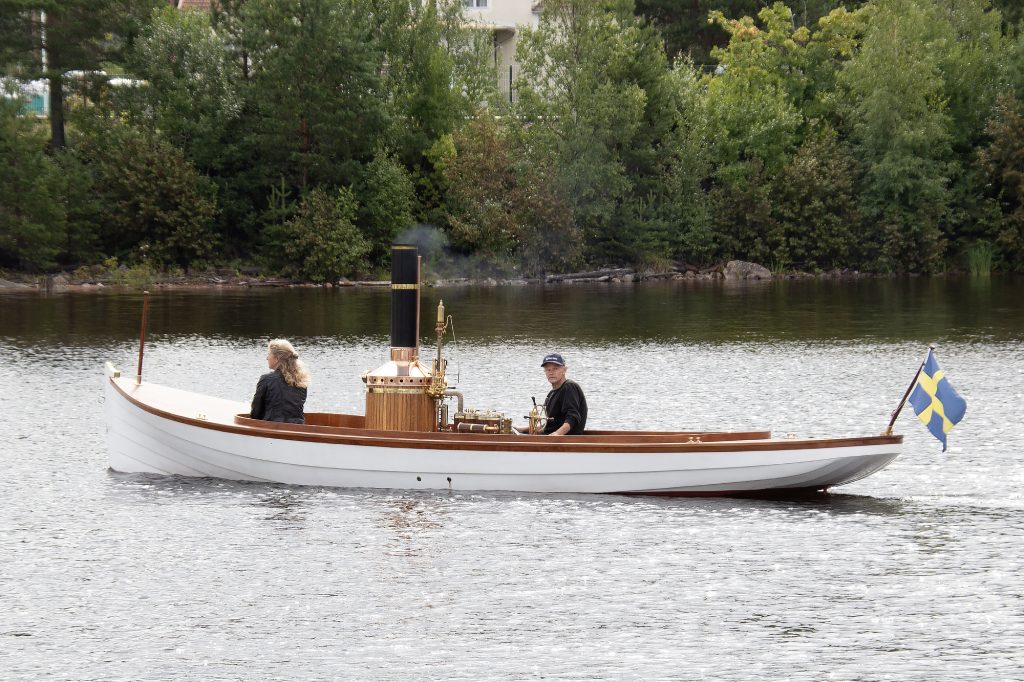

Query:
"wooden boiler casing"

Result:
[[364, 350, 436, 432]]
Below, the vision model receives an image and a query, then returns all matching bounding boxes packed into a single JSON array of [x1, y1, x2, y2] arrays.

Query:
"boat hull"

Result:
[[104, 367, 902, 495]]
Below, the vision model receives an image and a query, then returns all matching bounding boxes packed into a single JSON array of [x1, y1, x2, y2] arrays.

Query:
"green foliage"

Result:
[[965, 241, 994, 276], [1006, 20, 1024, 99], [70, 118, 219, 267], [701, 3, 869, 166], [110, 261, 155, 290], [513, 0, 681, 263], [263, 187, 371, 282], [4, 0, 1024, 278], [445, 116, 581, 276], [703, 6, 804, 179], [0, 99, 65, 270], [374, 0, 494, 165], [125, 5, 241, 170], [769, 130, 860, 271], [840, 0, 954, 273], [53, 149, 103, 266], [934, 0, 1006, 155], [0, 0, 161, 148], [992, 0, 1024, 30], [355, 151, 416, 266], [634, 0, 852, 65], [662, 62, 715, 264], [976, 95, 1024, 272], [412, 133, 457, 227], [708, 159, 775, 263], [241, 0, 387, 191]]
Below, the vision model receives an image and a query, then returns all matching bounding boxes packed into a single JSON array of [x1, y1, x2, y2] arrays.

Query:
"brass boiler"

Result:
[[363, 245, 438, 432]]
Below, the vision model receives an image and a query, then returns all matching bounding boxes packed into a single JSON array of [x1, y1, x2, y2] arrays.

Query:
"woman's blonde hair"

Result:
[[268, 338, 310, 388]]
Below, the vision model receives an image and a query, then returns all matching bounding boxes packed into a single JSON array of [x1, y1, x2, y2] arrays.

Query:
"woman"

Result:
[[250, 338, 310, 424]]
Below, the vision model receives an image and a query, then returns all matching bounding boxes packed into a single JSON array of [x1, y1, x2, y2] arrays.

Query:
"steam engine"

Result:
[[363, 245, 536, 435]]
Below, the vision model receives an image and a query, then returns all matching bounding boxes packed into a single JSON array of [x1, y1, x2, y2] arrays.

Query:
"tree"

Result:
[[263, 187, 371, 282], [241, 0, 387, 192], [513, 0, 682, 264], [122, 5, 257, 254], [0, 0, 159, 149], [702, 5, 806, 180], [991, 0, 1024, 29], [662, 62, 715, 264], [840, 0, 954, 272], [374, 0, 494, 166], [634, 0, 858, 65], [0, 98, 65, 270], [355, 150, 417, 266], [445, 115, 581, 276], [934, 0, 1007, 156], [70, 117, 219, 267], [977, 95, 1024, 271], [770, 130, 861, 270], [125, 6, 241, 171]]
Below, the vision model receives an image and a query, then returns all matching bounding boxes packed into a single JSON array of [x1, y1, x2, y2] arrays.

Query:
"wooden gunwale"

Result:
[[110, 377, 903, 454], [302, 414, 772, 441], [247, 416, 773, 443]]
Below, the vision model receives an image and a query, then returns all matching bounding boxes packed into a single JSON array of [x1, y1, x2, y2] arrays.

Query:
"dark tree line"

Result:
[[1, 0, 1023, 277]]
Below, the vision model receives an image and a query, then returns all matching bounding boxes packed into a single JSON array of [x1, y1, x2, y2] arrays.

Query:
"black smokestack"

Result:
[[390, 244, 419, 349]]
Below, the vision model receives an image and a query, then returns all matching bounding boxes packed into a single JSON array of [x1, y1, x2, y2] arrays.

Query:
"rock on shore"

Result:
[[723, 260, 772, 280]]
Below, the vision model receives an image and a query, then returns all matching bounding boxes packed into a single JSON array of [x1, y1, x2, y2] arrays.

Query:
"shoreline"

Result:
[[0, 261, 908, 294]]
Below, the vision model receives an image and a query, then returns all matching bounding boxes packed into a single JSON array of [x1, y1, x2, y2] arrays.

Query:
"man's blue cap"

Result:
[[541, 353, 565, 367]]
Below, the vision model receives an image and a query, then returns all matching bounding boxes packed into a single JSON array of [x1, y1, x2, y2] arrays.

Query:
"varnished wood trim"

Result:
[[365, 386, 430, 394], [306, 413, 365, 429], [109, 377, 903, 454]]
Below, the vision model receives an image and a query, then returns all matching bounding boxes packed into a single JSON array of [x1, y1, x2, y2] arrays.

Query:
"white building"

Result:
[[461, 0, 542, 102]]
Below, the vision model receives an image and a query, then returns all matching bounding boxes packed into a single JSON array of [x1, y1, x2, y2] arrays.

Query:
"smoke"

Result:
[[395, 223, 450, 257], [394, 223, 519, 282]]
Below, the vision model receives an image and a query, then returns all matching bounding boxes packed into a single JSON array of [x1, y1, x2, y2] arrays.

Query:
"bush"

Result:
[[263, 187, 371, 282], [770, 131, 861, 271], [71, 118, 219, 268], [708, 159, 774, 265], [966, 240, 994, 276]]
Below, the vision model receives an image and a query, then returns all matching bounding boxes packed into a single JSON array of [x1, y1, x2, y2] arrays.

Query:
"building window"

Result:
[[464, 0, 488, 8]]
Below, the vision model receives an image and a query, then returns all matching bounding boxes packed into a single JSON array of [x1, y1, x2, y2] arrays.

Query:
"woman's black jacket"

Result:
[[250, 369, 306, 424]]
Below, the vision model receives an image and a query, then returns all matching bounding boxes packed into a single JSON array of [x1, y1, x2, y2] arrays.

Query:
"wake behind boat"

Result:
[[103, 245, 903, 496]]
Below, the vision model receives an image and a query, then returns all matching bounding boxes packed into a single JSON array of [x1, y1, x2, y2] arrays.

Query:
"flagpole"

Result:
[[883, 345, 933, 436]]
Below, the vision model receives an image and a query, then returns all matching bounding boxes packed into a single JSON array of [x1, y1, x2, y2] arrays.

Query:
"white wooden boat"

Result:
[[103, 363, 901, 495], [103, 245, 903, 496]]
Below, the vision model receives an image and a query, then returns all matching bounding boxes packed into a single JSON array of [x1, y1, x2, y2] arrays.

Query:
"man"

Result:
[[538, 352, 587, 436]]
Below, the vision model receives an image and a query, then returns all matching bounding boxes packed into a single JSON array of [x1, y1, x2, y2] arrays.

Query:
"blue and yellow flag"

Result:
[[908, 349, 967, 451]]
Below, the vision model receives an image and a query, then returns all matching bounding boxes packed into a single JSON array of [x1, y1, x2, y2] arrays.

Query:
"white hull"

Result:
[[104, 366, 901, 495]]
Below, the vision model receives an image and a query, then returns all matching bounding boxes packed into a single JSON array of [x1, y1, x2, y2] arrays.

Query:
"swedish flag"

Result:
[[908, 349, 967, 451]]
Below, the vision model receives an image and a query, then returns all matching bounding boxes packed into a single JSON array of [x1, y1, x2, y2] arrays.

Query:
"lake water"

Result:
[[2, 278, 1022, 679]]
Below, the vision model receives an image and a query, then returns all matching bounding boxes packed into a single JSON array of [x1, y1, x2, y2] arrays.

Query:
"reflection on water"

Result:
[[757, 492, 913, 517], [3, 276, 1023, 346], [257, 491, 307, 525], [2, 280, 1023, 679], [381, 497, 446, 533]]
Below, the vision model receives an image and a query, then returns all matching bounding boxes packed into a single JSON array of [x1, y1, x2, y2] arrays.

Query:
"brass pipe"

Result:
[[444, 389, 464, 413]]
